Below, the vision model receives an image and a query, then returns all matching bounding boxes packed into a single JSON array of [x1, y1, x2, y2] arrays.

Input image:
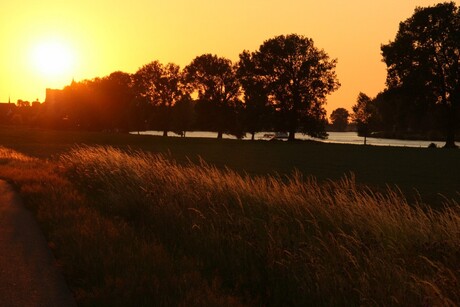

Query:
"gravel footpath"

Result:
[[0, 180, 76, 307]]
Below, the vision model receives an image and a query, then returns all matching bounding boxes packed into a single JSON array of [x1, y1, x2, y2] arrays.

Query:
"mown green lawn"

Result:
[[1, 125, 459, 205]]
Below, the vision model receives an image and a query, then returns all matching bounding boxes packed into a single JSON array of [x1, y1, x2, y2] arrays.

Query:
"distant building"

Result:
[[0, 100, 16, 124], [45, 88, 64, 105]]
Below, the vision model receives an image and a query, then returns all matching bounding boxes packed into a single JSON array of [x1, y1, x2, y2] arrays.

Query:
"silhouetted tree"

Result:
[[16, 100, 30, 108], [171, 95, 195, 136], [97, 71, 136, 131], [330, 108, 349, 131], [54, 80, 100, 130], [185, 54, 241, 139], [381, 2, 460, 148], [14, 100, 33, 126], [371, 87, 439, 139], [237, 51, 273, 140], [240, 34, 340, 141], [352, 93, 374, 145], [134, 61, 188, 136]]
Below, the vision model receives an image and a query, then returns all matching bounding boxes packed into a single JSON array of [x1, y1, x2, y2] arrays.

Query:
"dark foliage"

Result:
[[184, 54, 242, 139], [329, 108, 349, 132], [381, 2, 460, 147], [11, 35, 340, 139], [238, 34, 340, 141]]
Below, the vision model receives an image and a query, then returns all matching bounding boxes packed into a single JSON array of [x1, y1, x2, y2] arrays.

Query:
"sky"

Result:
[[1, 0, 457, 115]]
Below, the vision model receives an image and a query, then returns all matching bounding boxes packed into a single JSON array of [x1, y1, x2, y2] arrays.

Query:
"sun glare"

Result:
[[31, 40, 75, 78]]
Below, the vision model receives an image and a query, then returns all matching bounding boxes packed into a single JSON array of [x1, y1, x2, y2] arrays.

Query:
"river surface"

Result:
[[132, 131, 446, 148]]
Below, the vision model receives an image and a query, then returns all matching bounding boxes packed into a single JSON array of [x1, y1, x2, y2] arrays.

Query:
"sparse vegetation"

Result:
[[1, 143, 459, 305]]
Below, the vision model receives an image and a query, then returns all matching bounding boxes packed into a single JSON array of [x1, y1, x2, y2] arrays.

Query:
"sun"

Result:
[[31, 40, 76, 78]]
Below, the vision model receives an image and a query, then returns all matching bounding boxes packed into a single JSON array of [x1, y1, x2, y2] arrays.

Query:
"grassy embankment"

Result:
[[0, 126, 459, 305]]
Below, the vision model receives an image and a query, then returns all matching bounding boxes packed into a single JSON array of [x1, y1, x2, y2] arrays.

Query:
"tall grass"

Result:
[[57, 146, 460, 306], [1, 144, 459, 305], [0, 146, 241, 306]]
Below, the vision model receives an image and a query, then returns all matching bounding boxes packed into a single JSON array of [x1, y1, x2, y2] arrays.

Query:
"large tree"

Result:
[[184, 54, 241, 139], [134, 61, 187, 136], [351, 93, 375, 145], [237, 51, 273, 140], [329, 107, 349, 132], [381, 2, 460, 148], [171, 95, 195, 137], [97, 71, 135, 131], [240, 34, 340, 141]]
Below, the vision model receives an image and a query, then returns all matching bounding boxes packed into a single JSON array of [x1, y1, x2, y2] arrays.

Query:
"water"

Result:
[[319, 132, 445, 148], [131, 131, 446, 148]]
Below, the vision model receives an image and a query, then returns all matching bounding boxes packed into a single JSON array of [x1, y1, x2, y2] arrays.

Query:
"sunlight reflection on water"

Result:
[[131, 131, 445, 148]]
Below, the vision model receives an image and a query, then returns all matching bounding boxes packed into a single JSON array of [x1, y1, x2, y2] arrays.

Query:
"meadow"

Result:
[[1, 126, 459, 204], [0, 126, 459, 305]]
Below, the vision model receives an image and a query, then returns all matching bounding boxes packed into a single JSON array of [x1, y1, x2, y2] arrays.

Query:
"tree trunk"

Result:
[[162, 130, 168, 137], [288, 107, 298, 142], [251, 132, 255, 141], [217, 131, 223, 139], [443, 105, 457, 148], [443, 127, 457, 148], [364, 135, 367, 145]]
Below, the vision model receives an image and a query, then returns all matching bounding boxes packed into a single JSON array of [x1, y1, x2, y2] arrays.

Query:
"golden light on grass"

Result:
[[0, 146, 37, 162], [59, 146, 460, 305], [1, 145, 459, 305]]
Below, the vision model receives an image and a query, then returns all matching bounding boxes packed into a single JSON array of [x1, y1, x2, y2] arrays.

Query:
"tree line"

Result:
[[11, 34, 339, 141], [8, 2, 459, 146], [349, 2, 459, 148]]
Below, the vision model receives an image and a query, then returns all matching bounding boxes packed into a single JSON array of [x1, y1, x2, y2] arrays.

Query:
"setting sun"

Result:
[[1, 0, 457, 112], [30, 40, 75, 78], [0, 2, 459, 305]]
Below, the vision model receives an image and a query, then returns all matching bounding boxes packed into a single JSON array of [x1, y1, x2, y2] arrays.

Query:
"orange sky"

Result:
[[1, 1, 457, 115]]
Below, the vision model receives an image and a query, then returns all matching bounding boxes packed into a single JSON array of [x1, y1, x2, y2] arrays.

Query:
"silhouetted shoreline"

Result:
[[132, 130, 450, 148]]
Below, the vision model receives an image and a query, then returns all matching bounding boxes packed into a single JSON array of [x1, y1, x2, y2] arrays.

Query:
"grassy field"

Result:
[[1, 126, 460, 305], [1, 125, 459, 204], [0, 139, 459, 305]]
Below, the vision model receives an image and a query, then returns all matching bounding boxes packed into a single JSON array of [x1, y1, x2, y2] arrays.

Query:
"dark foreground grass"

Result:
[[0, 148, 239, 305], [1, 125, 459, 204], [0, 145, 459, 306]]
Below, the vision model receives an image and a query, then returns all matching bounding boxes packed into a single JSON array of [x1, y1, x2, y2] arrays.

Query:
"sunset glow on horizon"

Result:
[[1, 0, 457, 114]]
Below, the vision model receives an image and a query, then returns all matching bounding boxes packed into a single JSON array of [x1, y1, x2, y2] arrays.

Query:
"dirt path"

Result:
[[0, 180, 76, 307]]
